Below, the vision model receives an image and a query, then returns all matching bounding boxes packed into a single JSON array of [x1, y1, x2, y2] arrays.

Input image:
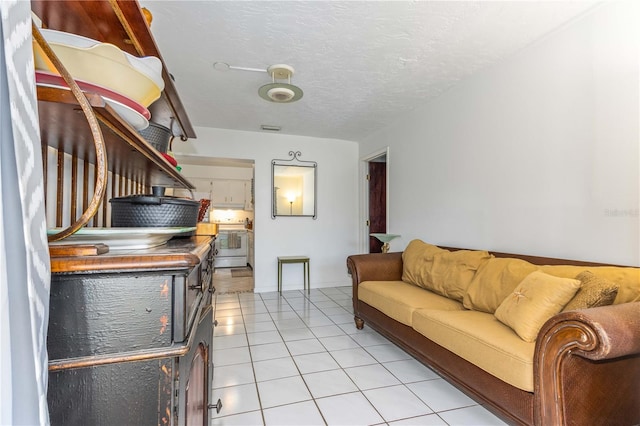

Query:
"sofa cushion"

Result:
[[494, 271, 581, 342], [419, 249, 493, 302], [412, 309, 535, 392], [539, 265, 640, 305], [463, 258, 539, 313], [401, 239, 492, 301], [358, 280, 464, 326], [401, 240, 446, 288], [563, 271, 618, 311]]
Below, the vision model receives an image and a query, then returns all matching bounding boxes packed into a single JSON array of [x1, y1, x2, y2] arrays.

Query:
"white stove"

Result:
[[214, 223, 248, 268]]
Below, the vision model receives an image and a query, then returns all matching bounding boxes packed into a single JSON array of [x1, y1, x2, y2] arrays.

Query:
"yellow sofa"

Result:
[[347, 240, 640, 426]]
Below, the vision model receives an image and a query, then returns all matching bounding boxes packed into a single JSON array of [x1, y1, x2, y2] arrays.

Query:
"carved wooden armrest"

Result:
[[346, 252, 403, 287], [537, 302, 640, 362], [534, 302, 640, 425]]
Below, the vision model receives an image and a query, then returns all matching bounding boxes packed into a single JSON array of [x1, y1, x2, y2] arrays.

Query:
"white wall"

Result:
[[174, 128, 359, 292], [360, 1, 639, 266]]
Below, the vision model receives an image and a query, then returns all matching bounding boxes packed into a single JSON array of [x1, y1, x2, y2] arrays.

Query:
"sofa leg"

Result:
[[355, 316, 364, 330]]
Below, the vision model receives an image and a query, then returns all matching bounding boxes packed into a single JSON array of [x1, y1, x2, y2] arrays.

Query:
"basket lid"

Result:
[[110, 194, 199, 206]]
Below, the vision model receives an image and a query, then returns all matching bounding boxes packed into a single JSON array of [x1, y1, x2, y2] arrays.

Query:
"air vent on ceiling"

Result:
[[261, 125, 281, 132]]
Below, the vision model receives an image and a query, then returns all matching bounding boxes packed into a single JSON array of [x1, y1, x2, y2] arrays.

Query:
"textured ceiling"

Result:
[[140, 1, 599, 142]]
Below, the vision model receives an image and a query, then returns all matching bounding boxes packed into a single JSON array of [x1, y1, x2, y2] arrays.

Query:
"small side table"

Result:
[[277, 256, 310, 293]]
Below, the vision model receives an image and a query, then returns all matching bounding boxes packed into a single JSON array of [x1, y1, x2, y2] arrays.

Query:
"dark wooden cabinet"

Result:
[[47, 237, 215, 425]]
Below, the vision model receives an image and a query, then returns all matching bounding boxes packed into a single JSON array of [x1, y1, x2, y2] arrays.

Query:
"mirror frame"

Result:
[[272, 151, 317, 219]]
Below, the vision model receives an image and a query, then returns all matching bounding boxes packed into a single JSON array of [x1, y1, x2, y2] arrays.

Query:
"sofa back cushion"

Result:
[[401, 239, 446, 287], [401, 240, 491, 302], [463, 258, 539, 313], [539, 265, 640, 305], [421, 249, 493, 301]]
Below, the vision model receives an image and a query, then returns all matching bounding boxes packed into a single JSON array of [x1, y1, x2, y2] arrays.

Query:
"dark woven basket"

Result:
[[138, 123, 171, 153], [110, 195, 199, 227]]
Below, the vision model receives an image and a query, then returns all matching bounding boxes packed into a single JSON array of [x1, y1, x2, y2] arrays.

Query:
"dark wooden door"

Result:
[[368, 161, 386, 253]]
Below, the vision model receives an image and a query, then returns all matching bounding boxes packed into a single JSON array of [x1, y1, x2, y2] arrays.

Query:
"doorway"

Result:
[[361, 148, 388, 253], [173, 155, 256, 293]]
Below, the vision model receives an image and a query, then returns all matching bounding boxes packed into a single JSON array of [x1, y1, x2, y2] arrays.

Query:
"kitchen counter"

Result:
[[50, 235, 213, 274]]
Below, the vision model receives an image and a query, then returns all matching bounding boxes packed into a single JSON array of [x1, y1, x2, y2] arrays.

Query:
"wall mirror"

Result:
[[272, 151, 317, 219]]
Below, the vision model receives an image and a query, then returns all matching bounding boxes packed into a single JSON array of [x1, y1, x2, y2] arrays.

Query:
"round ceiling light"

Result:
[[259, 64, 303, 103], [259, 83, 303, 103]]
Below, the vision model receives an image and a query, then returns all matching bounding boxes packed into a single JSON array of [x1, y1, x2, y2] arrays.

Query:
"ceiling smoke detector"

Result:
[[259, 64, 303, 103]]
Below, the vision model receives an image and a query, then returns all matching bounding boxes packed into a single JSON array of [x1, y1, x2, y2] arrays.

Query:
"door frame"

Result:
[[359, 147, 389, 253]]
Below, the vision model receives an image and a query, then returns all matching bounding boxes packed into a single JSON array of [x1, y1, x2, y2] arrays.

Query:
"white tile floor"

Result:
[[211, 286, 508, 426]]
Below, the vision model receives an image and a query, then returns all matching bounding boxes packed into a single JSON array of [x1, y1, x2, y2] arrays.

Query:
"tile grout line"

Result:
[[212, 287, 492, 425], [261, 291, 330, 425], [266, 288, 391, 424], [240, 292, 268, 426]]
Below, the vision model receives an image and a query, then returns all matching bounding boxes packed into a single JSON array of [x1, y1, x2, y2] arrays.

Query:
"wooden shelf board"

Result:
[[38, 86, 194, 189]]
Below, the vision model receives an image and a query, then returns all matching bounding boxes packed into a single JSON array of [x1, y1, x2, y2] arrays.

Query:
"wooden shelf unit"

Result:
[[32, 2, 216, 422], [31, 0, 196, 140], [33, 0, 198, 228]]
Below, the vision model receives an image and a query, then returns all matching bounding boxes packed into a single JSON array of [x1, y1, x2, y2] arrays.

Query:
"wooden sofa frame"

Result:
[[347, 249, 640, 426]]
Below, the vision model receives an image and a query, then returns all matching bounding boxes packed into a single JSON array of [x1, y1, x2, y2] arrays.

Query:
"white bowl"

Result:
[[34, 29, 164, 107]]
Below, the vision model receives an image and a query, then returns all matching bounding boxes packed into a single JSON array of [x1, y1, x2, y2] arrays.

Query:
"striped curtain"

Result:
[[0, 1, 51, 424]]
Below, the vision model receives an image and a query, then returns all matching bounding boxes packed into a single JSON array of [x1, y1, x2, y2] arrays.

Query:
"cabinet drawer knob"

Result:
[[208, 398, 223, 414], [189, 282, 203, 291]]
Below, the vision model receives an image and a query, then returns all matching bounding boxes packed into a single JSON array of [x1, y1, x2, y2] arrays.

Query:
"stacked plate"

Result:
[[34, 28, 165, 129], [47, 227, 196, 250], [35, 71, 151, 130]]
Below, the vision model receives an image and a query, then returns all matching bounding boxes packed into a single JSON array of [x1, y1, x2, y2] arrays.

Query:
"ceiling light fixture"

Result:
[[213, 62, 267, 73], [258, 64, 303, 103]]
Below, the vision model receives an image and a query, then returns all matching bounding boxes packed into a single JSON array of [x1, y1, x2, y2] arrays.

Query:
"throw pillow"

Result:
[[562, 271, 618, 311], [463, 258, 539, 313], [420, 249, 492, 302], [539, 265, 639, 305], [494, 271, 581, 342], [401, 240, 446, 288]]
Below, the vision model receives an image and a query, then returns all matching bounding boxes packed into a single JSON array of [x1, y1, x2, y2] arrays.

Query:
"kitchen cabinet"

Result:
[[211, 179, 248, 208], [180, 178, 252, 210]]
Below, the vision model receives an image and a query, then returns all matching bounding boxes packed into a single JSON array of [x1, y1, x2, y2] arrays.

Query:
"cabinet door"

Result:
[[227, 180, 246, 204], [211, 180, 229, 206], [211, 180, 246, 207], [48, 358, 174, 425]]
